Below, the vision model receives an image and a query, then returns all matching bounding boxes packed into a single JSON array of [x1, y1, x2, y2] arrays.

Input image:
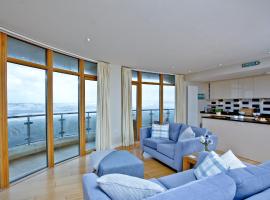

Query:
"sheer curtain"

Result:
[[96, 62, 112, 151], [121, 67, 134, 146], [175, 74, 186, 123]]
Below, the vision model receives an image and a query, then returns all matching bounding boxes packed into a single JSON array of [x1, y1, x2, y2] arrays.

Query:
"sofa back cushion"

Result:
[[227, 164, 270, 200], [152, 124, 169, 139], [147, 173, 236, 200], [178, 127, 196, 141], [168, 123, 182, 141]]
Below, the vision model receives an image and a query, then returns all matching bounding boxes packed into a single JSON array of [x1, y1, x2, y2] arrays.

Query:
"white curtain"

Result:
[[96, 62, 112, 151], [121, 67, 134, 146], [175, 74, 187, 123]]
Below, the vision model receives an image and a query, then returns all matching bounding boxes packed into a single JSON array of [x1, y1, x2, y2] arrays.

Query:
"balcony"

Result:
[[8, 108, 174, 181]]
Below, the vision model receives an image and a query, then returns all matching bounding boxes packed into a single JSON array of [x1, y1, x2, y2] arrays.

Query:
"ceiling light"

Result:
[[87, 37, 91, 42], [218, 64, 223, 67]]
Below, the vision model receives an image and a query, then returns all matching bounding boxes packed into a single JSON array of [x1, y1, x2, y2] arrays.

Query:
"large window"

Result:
[[53, 72, 79, 163], [0, 34, 99, 186], [132, 71, 175, 139], [7, 63, 47, 182], [85, 80, 97, 151]]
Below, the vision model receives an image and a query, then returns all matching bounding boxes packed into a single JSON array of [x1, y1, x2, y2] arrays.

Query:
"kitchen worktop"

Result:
[[201, 114, 270, 125]]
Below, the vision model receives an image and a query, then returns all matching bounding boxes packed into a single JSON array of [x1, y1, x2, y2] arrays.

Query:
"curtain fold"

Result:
[[96, 62, 112, 151], [121, 67, 134, 146], [175, 74, 187, 123]]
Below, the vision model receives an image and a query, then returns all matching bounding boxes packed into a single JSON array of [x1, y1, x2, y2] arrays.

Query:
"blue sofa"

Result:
[[140, 123, 218, 171], [82, 152, 270, 200]]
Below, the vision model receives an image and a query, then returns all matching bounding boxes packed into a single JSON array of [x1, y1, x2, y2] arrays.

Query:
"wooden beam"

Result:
[[79, 59, 86, 156], [46, 49, 54, 168], [137, 72, 142, 140], [0, 32, 9, 188], [159, 74, 164, 124]]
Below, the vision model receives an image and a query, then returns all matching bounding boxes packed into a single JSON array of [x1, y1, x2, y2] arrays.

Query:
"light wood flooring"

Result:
[[0, 144, 174, 200]]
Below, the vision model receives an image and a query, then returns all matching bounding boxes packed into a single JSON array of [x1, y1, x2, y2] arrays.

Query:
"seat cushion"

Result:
[[157, 143, 175, 159], [227, 164, 270, 200], [144, 138, 174, 150], [168, 123, 182, 141]]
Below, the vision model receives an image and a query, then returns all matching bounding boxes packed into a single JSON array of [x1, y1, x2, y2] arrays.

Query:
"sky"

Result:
[[7, 62, 97, 107]]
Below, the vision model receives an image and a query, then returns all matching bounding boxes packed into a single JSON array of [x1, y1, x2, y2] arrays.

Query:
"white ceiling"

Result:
[[1, 0, 270, 75]]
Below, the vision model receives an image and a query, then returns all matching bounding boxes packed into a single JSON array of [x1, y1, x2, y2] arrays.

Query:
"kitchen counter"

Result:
[[202, 116, 270, 162], [201, 115, 270, 125]]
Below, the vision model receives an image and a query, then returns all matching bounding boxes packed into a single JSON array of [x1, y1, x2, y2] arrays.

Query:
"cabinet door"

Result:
[[210, 81, 230, 99], [228, 80, 239, 99], [254, 75, 270, 98], [238, 78, 254, 98]]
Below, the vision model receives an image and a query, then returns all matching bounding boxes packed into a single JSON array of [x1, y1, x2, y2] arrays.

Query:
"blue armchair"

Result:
[[140, 123, 218, 171]]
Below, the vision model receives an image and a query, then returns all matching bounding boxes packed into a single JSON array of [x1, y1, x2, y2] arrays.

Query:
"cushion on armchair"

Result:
[[151, 124, 169, 139], [144, 138, 174, 150], [157, 143, 175, 159], [178, 127, 195, 141], [168, 123, 182, 141]]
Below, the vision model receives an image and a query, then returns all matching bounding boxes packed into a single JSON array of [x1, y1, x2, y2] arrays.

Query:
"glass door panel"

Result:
[[7, 63, 47, 182], [132, 85, 138, 141], [53, 72, 79, 163], [142, 84, 160, 127], [85, 80, 97, 151], [163, 85, 175, 123]]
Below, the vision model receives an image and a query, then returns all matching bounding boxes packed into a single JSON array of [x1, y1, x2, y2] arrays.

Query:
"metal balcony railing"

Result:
[[8, 109, 174, 148]]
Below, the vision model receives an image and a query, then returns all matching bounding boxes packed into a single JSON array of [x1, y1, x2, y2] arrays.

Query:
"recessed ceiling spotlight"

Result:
[[87, 37, 91, 42], [218, 63, 223, 67]]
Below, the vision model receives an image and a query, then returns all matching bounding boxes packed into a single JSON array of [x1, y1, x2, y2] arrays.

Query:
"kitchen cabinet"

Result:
[[238, 77, 254, 99], [210, 80, 238, 99], [210, 75, 270, 99], [254, 75, 270, 98]]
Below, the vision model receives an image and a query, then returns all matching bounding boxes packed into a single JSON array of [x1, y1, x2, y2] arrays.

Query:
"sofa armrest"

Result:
[[82, 173, 110, 200], [140, 127, 152, 150], [175, 134, 218, 157], [173, 135, 218, 171]]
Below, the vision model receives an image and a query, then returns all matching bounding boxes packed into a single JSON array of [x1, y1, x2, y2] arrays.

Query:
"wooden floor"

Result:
[[0, 144, 174, 200]]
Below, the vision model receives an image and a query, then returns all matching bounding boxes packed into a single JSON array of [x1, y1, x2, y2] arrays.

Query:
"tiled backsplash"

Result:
[[208, 99, 270, 114]]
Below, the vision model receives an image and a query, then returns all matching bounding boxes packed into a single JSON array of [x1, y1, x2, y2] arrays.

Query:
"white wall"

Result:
[[109, 64, 122, 148]]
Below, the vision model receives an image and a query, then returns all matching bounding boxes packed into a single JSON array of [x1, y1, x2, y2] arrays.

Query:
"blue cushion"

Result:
[[147, 173, 236, 200], [227, 165, 270, 200], [98, 151, 144, 178], [168, 123, 182, 141], [158, 170, 196, 189], [144, 138, 174, 150], [157, 143, 175, 159], [149, 178, 168, 190], [244, 188, 270, 200]]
